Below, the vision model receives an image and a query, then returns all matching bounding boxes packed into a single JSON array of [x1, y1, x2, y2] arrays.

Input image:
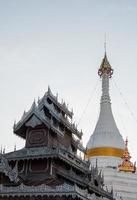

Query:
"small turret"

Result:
[[118, 138, 136, 173]]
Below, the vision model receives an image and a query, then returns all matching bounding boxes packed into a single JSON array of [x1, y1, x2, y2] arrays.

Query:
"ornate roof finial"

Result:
[[118, 138, 136, 173], [98, 53, 113, 78], [31, 99, 36, 110], [13, 120, 16, 129], [1, 146, 2, 154], [14, 144, 16, 151], [125, 137, 128, 147], [48, 85, 51, 94], [37, 96, 40, 104], [56, 92, 58, 100], [3, 147, 5, 154], [98, 36, 113, 78]]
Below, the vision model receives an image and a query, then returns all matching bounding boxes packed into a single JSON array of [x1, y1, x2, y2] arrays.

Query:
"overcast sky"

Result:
[[1, 0, 137, 161]]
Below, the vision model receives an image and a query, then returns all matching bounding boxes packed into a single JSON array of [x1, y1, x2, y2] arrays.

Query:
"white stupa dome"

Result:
[[87, 99, 125, 150]]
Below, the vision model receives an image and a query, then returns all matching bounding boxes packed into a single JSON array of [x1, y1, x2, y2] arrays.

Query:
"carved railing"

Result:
[[59, 148, 88, 169], [0, 183, 107, 200], [7, 147, 88, 171], [0, 183, 101, 200], [0, 183, 74, 193]]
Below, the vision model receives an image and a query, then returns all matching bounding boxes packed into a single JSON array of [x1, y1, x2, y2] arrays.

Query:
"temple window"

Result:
[[43, 106, 51, 119]]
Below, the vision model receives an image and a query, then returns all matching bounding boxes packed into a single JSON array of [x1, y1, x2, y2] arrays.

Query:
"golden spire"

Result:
[[118, 138, 136, 173], [98, 53, 113, 78]]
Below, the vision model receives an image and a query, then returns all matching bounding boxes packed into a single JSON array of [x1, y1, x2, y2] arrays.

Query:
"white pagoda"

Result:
[[86, 53, 137, 200]]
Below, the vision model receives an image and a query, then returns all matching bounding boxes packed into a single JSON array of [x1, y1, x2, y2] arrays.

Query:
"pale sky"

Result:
[[1, 0, 137, 161]]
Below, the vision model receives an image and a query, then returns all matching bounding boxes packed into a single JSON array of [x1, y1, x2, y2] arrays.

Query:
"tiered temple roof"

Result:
[[14, 87, 82, 140], [0, 87, 114, 200]]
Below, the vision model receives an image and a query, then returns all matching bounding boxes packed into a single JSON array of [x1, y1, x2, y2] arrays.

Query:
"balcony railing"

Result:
[[0, 183, 104, 200]]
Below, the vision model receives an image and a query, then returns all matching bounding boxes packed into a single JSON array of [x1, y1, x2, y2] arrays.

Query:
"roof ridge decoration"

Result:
[[14, 101, 44, 127], [118, 138, 136, 173], [40, 86, 74, 118], [13, 102, 50, 135]]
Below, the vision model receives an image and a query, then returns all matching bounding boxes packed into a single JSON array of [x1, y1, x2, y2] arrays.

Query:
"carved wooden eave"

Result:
[[13, 106, 50, 139], [5, 147, 89, 173], [72, 135, 86, 153], [0, 154, 19, 183], [78, 143, 86, 153], [14, 106, 67, 139]]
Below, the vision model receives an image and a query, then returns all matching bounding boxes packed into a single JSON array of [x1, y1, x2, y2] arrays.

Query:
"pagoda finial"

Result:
[[125, 137, 128, 147], [98, 53, 113, 78], [104, 33, 107, 54], [118, 138, 136, 173]]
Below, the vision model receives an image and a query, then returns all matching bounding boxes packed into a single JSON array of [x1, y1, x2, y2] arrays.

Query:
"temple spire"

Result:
[[86, 53, 125, 163], [99, 53, 113, 105], [118, 138, 136, 173]]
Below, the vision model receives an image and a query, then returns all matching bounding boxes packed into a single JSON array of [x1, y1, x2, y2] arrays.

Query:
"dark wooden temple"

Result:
[[0, 87, 114, 200]]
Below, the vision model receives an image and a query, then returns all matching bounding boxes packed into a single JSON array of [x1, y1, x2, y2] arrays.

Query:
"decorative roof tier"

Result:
[[14, 87, 83, 139], [1, 144, 114, 199], [39, 86, 73, 119], [86, 53, 125, 158], [5, 146, 88, 172], [118, 138, 136, 173]]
